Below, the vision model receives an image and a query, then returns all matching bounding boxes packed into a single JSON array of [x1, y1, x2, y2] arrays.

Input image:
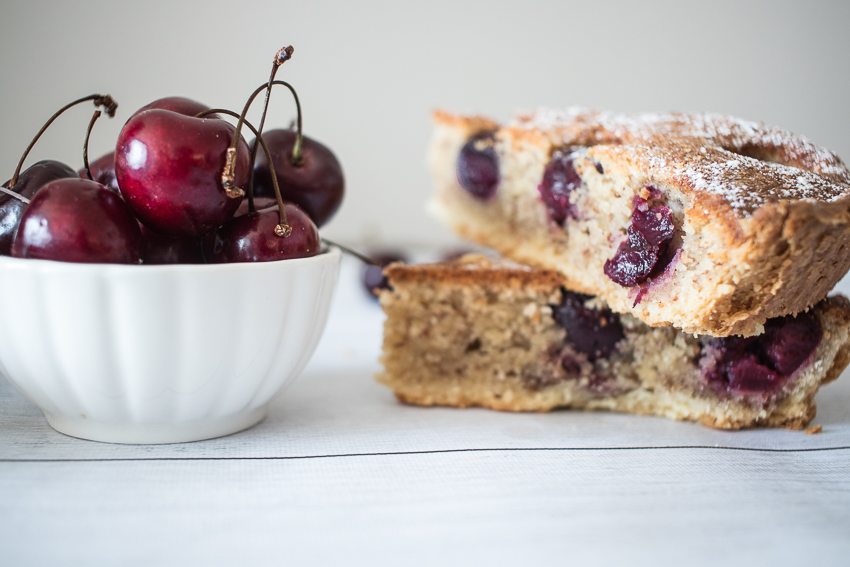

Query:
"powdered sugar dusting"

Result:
[[513, 108, 850, 215]]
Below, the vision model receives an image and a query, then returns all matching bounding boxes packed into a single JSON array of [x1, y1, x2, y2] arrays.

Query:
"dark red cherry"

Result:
[[1, 160, 78, 255], [362, 252, 407, 298], [456, 135, 499, 199], [538, 151, 580, 225], [133, 97, 216, 120], [115, 109, 248, 238], [203, 202, 320, 263], [11, 178, 142, 264], [140, 224, 203, 264], [604, 196, 675, 287], [552, 291, 625, 361], [251, 129, 344, 227], [78, 152, 119, 193], [235, 196, 278, 217]]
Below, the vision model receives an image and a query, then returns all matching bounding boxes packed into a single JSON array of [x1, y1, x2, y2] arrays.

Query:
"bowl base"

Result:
[[43, 405, 268, 444]]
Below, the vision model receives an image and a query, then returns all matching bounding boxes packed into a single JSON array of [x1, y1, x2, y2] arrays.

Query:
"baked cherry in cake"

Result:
[[456, 135, 499, 199], [701, 311, 822, 399], [552, 291, 625, 360], [538, 151, 580, 225], [604, 195, 675, 287]]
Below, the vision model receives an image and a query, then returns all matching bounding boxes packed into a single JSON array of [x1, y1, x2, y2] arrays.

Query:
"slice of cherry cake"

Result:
[[377, 255, 850, 429], [428, 109, 850, 337]]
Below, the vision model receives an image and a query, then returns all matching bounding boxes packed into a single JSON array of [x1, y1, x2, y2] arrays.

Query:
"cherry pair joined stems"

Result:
[[1, 94, 117, 204]]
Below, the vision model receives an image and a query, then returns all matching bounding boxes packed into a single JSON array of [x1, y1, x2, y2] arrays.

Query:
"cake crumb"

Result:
[[804, 424, 823, 435]]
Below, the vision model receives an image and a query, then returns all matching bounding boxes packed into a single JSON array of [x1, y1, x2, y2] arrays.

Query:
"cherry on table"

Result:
[[250, 129, 344, 227], [11, 177, 142, 264], [203, 202, 320, 263], [1, 160, 78, 255], [115, 109, 249, 238], [363, 252, 407, 298]]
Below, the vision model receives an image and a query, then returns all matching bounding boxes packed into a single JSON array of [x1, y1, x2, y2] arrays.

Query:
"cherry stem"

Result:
[[248, 46, 293, 196], [223, 79, 302, 201], [83, 110, 102, 181], [196, 108, 291, 237], [0, 186, 29, 204], [10, 94, 117, 187], [320, 239, 380, 266]]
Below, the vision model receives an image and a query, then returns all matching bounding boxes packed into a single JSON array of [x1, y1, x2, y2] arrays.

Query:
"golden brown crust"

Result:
[[383, 254, 563, 290], [514, 108, 850, 194], [432, 109, 499, 137]]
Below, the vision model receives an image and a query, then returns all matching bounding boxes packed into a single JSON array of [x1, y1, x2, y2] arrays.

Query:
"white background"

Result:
[[1, 0, 849, 247]]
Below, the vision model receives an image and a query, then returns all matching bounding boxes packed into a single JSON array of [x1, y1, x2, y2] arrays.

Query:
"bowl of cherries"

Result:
[[0, 48, 345, 444]]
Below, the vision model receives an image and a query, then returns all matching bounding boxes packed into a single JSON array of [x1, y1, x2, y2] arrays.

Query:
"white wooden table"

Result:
[[2, 257, 849, 566]]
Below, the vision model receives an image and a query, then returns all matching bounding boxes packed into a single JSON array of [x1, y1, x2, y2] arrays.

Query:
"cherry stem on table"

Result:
[[83, 110, 102, 181], [320, 239, 380, 265], [10, 94, 117, 187], [196, 108, 291, 237]]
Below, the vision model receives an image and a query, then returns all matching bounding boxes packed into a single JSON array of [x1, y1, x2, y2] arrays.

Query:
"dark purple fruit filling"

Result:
[[363, 252, 407, 299], [552, 291, 625, 361], [604, 195, 675, 287], [538, 151, 580, 225], [457, 135, 499, 199], [701, 311, 822, 397]]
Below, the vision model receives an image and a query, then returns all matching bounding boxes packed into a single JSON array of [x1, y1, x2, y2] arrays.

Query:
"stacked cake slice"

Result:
[[377, 107, 850, 429]]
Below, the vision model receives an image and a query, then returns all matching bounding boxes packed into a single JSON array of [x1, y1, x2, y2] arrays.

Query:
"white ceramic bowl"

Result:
[[0, 247, 341, 444]]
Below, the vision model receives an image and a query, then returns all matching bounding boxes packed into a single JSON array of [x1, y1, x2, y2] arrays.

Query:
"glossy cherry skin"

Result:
[[133, 96, 216, 120], [78, 152, 119, 193], [251, 129, 344, 227], [81, 100, 214, 196], [1, 160, 78, 255], [203, 202, 320, 263], [115, 109, 249, 238], [11, 178, 142, 264], [235, 196, 278, 217], [140, 224, 203, 264]]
